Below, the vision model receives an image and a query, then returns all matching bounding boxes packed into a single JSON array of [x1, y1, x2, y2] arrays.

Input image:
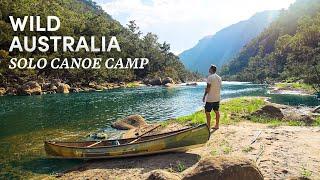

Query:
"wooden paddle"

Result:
[[128, 124, 161, 144], [87, 140, 102, 147]]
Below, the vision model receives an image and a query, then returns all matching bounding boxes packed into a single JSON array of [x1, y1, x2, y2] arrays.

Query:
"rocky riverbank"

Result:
[[0, 76, 195, 96]]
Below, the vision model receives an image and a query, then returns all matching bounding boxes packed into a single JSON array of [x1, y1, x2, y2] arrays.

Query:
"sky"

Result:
[[95, 0, 295, 54]]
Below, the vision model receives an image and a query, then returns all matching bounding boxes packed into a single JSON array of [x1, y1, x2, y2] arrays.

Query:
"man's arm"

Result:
[[203, 83, 211, 102]]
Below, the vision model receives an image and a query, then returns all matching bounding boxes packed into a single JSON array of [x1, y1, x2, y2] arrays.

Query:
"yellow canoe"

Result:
[[44, 124, 210, 159]]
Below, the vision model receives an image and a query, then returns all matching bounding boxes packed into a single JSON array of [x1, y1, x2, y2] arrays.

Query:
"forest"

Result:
[[221, 0, 320, 90], [0, 0, 200, 88]]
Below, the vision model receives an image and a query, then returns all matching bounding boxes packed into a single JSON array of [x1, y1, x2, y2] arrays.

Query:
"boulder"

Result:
[[18, 81, 42, 95], [0, 87, 6, 96], [162, 77, 174, 85], [95, 85, 105, 91], [5, 87, 17, 95], [70, 87, 81, 93], [149, 77, 162, 86], [56, 83, 70, 93], [252, 105, 284, 119], [111, 115, 147, 130], [50, 84, 58, 91], [88, 82, 97, 88], [183, 156, 263, 180], [147, 170, 181, 180]]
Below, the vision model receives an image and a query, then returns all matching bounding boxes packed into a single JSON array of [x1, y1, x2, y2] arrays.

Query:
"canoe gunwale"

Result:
[[45, 143, 206, 159], [45, 124, 210, 149]]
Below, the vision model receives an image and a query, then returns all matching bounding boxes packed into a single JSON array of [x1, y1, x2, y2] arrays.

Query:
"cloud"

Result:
[[98, 0, 295, 54]]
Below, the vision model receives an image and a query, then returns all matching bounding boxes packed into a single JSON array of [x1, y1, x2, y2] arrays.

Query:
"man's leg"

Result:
[[213, 110, 220, 129], [205, 111, 211, 129]]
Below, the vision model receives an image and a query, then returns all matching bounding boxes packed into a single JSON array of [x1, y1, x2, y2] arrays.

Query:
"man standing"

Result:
[[202, 65, 222, 129]]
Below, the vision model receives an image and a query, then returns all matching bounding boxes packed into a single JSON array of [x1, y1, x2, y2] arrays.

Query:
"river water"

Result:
[[0, 82, 318, 178]]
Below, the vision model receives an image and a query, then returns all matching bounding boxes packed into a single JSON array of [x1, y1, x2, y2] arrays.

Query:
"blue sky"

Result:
[[95, 0, 295, 54]]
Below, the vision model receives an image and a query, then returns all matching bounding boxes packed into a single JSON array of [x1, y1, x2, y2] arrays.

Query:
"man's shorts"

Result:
[[205, 101, 220, 112]]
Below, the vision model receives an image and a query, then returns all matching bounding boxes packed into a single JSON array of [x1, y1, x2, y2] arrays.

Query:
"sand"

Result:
[[58, 121, 320, 179]]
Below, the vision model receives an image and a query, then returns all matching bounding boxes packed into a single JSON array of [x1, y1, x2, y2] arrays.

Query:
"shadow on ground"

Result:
[[63, 152, 201, 174]]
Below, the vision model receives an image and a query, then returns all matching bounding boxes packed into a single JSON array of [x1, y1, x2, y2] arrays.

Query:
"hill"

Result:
[[221, 0, 320, 86], [0, 0, 199, 88], [179, 10, 279, 74]]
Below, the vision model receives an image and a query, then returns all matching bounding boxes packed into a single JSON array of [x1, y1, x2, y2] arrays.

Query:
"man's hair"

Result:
[[210, 64, 217, 73]]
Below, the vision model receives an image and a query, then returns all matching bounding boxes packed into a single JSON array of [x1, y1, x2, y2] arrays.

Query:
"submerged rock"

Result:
[[252, 105, 284, 119], [111, 114, 147, 130], [147, 170, 181, 180], [182, 156, 263, 180], [186, 82, 198, 86]]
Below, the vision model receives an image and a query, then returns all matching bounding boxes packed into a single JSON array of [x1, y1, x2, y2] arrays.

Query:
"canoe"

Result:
[[44, 124, 210, 159]]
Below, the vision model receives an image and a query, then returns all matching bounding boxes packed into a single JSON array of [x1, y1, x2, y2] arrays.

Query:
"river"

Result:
[[0, 81, 318, 178]]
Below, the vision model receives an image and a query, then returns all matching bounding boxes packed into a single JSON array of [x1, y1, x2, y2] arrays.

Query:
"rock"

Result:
[[183, 156, 263, 180], [0, 87, 6, 96], [149, 77, 162, 86], [5, 87, 17, 95], [50, 84, 58, 91], [186, 82, 197, 86], [287, 177, 311, 180], [111, 114, 147, 130], [70, 87, 81, 93], [88, 82, 97, 88], [18, 81, 42, 95], [162, 77, 174, 85], [313, 106, 320, 113], [252, 105, 284, 119], [56, 83, 70, 93], [165, 83, 175, 88], [147, 170, 181, 180], [95, 85, 105, 91]]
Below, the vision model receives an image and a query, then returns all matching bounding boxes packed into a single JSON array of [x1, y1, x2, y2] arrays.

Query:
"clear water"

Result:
[[0, 82, 318, 178]]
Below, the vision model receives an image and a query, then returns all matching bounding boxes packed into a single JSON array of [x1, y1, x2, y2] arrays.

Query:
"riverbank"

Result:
[[269, 82, 317, 96], [0, 76, 185, 96], [58, 97, 320, 179]]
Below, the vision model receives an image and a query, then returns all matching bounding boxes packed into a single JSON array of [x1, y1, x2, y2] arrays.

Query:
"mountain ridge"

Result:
[[179, 10, 279, 74]]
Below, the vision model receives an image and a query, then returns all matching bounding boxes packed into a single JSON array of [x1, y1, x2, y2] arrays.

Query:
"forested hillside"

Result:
[[0, 0, 199, 88], [179, 10, 279, 74], [221, 0, 320, 87]]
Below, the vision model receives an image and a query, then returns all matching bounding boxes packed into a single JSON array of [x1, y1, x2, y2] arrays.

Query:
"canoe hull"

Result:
[[45, 124, 210, 159]]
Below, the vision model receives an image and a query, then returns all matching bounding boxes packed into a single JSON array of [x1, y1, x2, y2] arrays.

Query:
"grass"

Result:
[[176, 161, 186, 172], [173, 96, 320, 127], [275, 82, 315, 93], [242, 146, 255, 153], [175, 97, 266, 126], [300, 165, 312, 178], [125, 82, 142, 88]]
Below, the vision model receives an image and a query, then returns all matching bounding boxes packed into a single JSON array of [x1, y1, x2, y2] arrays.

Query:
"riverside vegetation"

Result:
[[0, 0, 201, 95], [221, 0, 320, 91]]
